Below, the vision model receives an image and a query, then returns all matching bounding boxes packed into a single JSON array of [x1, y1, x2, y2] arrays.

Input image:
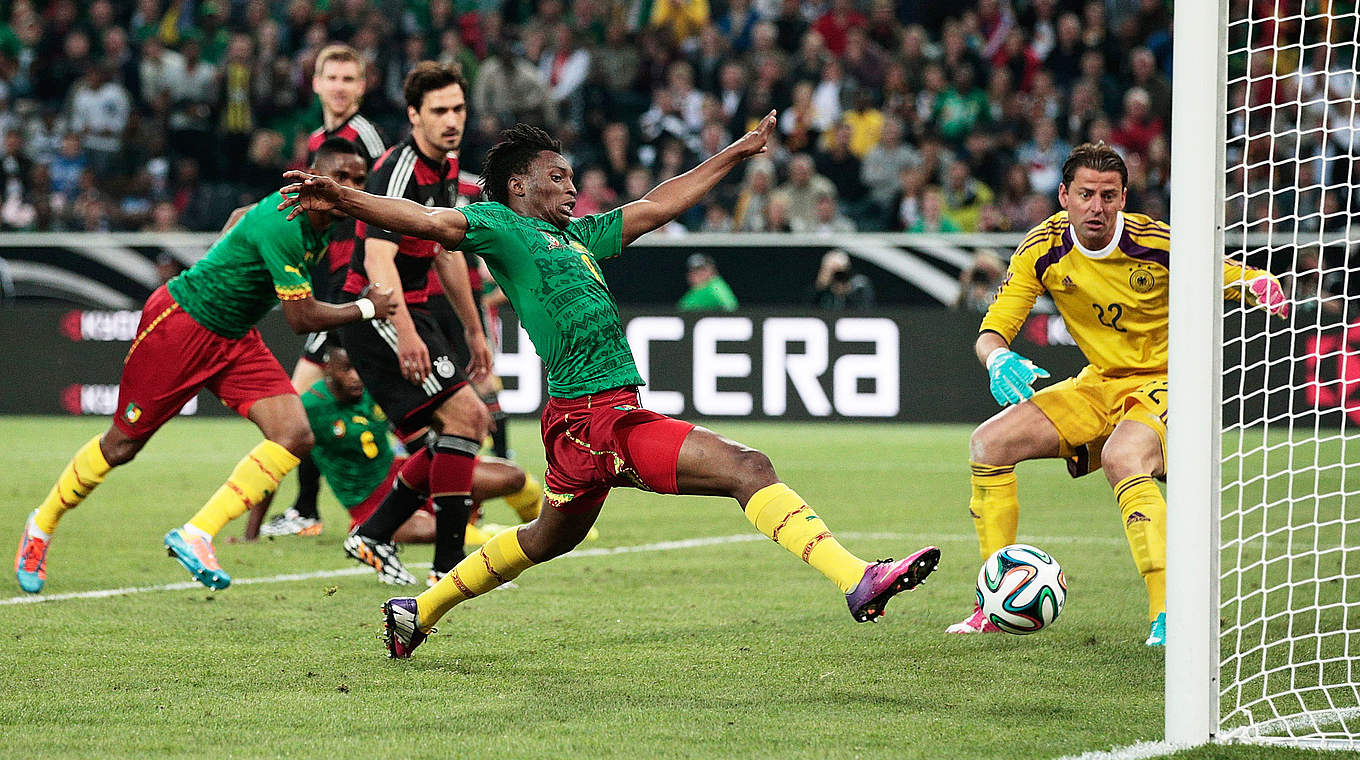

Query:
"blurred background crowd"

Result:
[[0, 0, 1214, 235]]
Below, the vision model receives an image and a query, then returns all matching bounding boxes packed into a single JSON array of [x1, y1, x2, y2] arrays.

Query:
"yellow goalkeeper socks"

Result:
[[188, 440, 299, 537], [505, 473, 543, 522], [34, 435, 113, 534], [417, 526, 534, 630], [1114, 474, 1168, 621], [464, 520, 494, 547], [969, 462, 1019, 559], [743, 483, 868, 593]]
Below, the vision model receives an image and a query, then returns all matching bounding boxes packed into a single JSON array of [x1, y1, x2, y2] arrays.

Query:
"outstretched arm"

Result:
[[277, 171, 470, 251], [619, 111, 777, 247]]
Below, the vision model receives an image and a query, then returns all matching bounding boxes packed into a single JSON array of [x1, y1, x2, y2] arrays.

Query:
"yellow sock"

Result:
[[188, 440, 300, 537], [1114, 474, 1167, 621], [417, 526, 534, 630], [969, 462, 1019, 559], [34, 435, 113, 534], [464, 520, 494, 547], [743, 483, 868, 593], [505, 474, 542, 522]]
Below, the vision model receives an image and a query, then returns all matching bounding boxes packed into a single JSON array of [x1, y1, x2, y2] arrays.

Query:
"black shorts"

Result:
[[336, 300, 468, 438], [300, 268, 351, 366], [425, 293, 471, 365]]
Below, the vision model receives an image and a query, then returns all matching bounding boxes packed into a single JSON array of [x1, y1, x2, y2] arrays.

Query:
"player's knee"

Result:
[[730, 447, 777, 491], [100, 432, 144, 467], [272, 426, 314, 458], [1101, 436, 1155, 486], [969, 423, 1004, 465]]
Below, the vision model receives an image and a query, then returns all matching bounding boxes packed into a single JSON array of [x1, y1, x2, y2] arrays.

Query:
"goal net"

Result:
[[1171, 0, 1360, 750]]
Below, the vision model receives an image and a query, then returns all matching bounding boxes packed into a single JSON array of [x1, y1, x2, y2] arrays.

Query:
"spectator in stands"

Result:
[[473, 42, 550, 127], [810, 249, 875, 311], [942, 160, 995, 233], [1018, 117, 1069, 196], [774, 152, 837, 232], [574, 166, 618, 217], [934, 65, 990, 148], [1128, 47, 1171, 127], [733, 158, 776, 232], [1111, 87, 1163, 160], [911, 186, 960, 233], [815, 122, 868, 218], [716, 0, 759, 54], [861, 119, 920, 220], [677, 253, 739, 312], [144, 202, 185, 234], [813, 0, 867, 58], [888, 166, 926, 232], [541, 23, 592, 131], [68, 61, 131, 176], [166, 38, 218, 171], [795, 190, 857, 235], [48, 133, 86, 206]]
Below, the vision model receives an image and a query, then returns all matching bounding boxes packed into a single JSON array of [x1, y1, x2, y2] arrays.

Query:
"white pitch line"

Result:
[[1049, 741, 1188, 760], [0, 530, 1123, 607]]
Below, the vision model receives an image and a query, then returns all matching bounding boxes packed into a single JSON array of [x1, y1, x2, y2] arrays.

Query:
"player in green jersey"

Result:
[[280, 117, 941, 659], [15, 139, 398, 595]]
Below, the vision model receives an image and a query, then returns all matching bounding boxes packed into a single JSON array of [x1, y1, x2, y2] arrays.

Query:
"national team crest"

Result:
[[1129, 269, 1156, 293], [123, 402, 141, 424], [332, 419, 346, 437], [540, 231, 566, 249], [433, 356, 455, 378]]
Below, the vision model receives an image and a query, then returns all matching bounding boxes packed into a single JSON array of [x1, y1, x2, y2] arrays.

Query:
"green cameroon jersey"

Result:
[[167, 191, 330, 338], [302, 380, 394, 509], [456, 203, 644, 398]]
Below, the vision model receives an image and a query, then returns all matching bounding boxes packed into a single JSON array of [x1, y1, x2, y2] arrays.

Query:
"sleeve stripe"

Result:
[[351, 116, 385, 160], [385, 147, 417, 199], [276, 284, 313, 301]]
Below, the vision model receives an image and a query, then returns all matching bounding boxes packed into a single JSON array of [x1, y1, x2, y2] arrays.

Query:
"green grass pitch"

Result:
[[0, 417, 1336, 759]]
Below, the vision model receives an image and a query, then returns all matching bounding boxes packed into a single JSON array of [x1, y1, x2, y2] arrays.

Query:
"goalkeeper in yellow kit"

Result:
[[947, 142, 1288, 646]]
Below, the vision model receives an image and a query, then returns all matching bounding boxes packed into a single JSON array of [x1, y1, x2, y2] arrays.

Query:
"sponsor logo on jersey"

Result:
[[1129, 269, 1156, 293], [1126, 511, 1150, 526], [124, 402, 142, 424], [433, 355, 455, 378], [332, 419, 346, 437]]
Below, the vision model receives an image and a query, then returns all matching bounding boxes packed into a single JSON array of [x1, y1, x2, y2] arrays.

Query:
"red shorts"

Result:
[[346, 457, 434, 531], [540, 387, 695, 514], [114, 285, 296, 439]]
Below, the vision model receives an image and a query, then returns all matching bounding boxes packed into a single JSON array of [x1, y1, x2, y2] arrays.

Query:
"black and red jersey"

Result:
[[425, 169, 485, 300], [348, 136, 460, 304], [307, 112, 386, 275]]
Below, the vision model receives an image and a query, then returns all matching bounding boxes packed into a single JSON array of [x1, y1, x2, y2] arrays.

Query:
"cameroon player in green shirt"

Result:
[[280, 115, 941, 659], [17, 139, 397, 595]]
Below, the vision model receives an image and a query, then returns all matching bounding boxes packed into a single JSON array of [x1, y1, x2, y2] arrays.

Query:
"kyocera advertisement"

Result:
[[2, 307, 1092, 422]]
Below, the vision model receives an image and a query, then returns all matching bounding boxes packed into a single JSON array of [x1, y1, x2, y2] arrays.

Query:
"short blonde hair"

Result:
[[315, 44, 364, 78]]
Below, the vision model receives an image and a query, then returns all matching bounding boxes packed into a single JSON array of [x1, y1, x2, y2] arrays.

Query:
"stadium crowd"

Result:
[[0, 0, 1182, 234]]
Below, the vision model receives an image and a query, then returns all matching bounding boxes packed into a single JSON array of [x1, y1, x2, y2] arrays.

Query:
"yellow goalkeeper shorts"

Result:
[[1031, 366, 1167, 474]]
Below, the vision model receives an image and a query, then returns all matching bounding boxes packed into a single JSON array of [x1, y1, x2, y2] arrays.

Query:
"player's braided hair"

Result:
[[1061, 141, 1128, 188], [481, 124, 563, 205]]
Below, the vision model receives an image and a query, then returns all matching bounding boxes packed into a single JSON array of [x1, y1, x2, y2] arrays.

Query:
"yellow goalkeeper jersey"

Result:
[[981, 211, 1266, 377]]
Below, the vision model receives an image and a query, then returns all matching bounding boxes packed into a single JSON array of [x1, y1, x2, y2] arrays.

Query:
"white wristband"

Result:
[[354, 298, 376, 320], [985, 346, 1010, 369]]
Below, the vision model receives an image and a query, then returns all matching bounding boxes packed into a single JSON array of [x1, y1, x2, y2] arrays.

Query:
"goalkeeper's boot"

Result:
[[846, 546, 940, 623], [382, 597, 431, 659], [945, 605, 1002, 634], [14, 510, 50, 594], [1145, 612, 1167, 647], [344, 532, 416, 585], [259, 508, 323, 537], [164, 528, 231, 590]]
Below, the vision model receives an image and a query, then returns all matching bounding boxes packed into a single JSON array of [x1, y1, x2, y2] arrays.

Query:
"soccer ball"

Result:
[[976, 544, 1067, 635]]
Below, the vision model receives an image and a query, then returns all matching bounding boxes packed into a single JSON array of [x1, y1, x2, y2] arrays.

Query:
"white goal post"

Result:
[[1169, 0, 1360, 750]]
